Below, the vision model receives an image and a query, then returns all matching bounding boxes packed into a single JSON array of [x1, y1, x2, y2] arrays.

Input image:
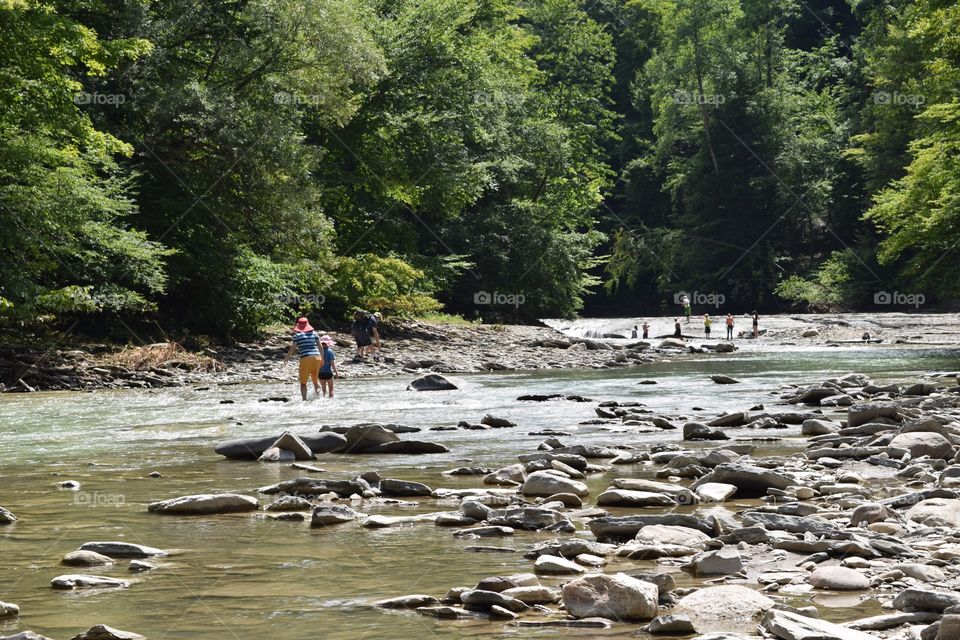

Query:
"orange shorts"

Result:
[[298, 356, 322, 384]]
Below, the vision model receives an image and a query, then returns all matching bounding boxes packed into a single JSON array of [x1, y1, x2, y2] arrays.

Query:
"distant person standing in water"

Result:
[[673, 318, 682, 339], [284, 317, 321, 400], [752, 311, 760, 339], [642, 321, 650, 339], [682, 295, 692, 323], [631, 325, 638, 339], [704, 313, 712, 337], [351, 310, 373, 360], [317, 335, 339, 397], [726, 313, 734, 340]]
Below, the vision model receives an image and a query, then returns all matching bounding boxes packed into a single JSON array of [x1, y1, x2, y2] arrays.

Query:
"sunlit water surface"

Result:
[[1, 345, 958, 639]]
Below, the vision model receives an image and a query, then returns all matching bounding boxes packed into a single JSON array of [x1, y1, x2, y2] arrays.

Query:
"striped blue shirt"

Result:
[[293, 331, 320, 357]]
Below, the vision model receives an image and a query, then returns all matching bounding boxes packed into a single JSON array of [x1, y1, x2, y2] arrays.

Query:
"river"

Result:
[[1, 343, 958, 639]]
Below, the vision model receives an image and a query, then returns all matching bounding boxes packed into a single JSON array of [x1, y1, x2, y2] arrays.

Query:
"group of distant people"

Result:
[[628, 295, 761, 342], [284, 310, 382, 400]]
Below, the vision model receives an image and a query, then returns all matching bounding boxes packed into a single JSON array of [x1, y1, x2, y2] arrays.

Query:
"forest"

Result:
[[1, 0, 958, 338]]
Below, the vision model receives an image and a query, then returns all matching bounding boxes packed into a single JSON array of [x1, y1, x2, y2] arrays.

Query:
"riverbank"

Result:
[[3, 313, 960, 393]]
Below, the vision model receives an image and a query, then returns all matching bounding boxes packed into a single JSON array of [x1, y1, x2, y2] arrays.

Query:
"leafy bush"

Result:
[[329, 254, 442, 317]]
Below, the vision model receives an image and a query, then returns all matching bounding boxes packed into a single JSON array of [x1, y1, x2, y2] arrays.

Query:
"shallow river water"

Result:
[[1, 344, 958, 639]]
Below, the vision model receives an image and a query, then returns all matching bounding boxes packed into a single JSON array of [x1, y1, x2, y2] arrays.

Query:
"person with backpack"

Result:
[[351, 310, 373, 360], [284, 317, 322, 400], [317, 335, 339, 397]]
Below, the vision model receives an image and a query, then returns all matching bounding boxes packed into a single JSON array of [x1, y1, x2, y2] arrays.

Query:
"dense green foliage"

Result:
[[1, 0, 957, 339]]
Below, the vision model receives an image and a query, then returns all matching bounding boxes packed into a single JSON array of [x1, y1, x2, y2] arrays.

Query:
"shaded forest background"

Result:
[[2, 0, 958, 339]]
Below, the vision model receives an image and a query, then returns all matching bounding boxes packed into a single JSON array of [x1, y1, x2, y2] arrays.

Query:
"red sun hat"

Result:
[[294, 317, 314, 333]]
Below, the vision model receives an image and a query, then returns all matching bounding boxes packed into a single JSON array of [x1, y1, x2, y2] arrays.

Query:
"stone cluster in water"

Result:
[[2, 371, 960, 640]]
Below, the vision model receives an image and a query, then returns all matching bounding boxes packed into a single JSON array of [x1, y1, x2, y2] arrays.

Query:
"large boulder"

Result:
[[683, 423, 730, 441], [686, 547, 743, 575], [673, 585, 774, 634], [892, 588, 960, 612], [379, 479, 433, 496], [610, 478, 696, 504], [589, 515, 712, 542], [561, 573, 658, 621], [889, 432, 954, 460], [691, 463, 792, 498], [802, 419, 839, 436], [906, 498, 960, 528], [521, 471, 589, 498], [147, 493, 259, 515], [260, 477, 369, 497], [407, 374, 461, 391]]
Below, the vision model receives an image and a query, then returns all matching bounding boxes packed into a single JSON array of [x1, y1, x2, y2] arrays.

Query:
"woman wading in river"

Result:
[[285, 317, 322, 400]]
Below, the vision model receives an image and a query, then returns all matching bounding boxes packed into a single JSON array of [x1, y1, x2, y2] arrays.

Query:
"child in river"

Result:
[[318, 335, 339, 397]]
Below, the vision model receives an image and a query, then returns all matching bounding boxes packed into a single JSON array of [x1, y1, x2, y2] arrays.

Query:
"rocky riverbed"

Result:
[[4, 368, 959, 639]]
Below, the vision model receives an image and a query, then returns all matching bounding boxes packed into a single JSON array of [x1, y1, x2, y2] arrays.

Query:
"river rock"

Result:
[[696, 483, 737, 502], [214, 433, 346, 459], [0, 602, 18, 618], [62, 550, 115, 567], [268, 431, 314, 460], [0, 506, 17, 525], [561, 572, 658, 621], [534, 555, 584, 575], [501, 586, 559, 604], [260, 477, 369, 498], [710, 375, 741, 384], [692, 463, 792, 497], [368, 440, 449, 454], [481, 414, 516, 428], [78, 542, 166, 558], [265, 496, 313, 512], [684, 423, 730, 441], [407, 373, 460, 391], [742, 511, 838, 535], [338, 424, 399, 453], [648, 614, 696, 634], [460, 589, 528, 613], [379, 479, 433, 497], [453, 526, 514, 538], [906, 498, 960, 527], [848, 402, 899, 428], [69, 625, 145, 640], [889, 432, 954, 459], [636, 524, 710, 548], [128, 560, 155, 572], [258, 446, 294, 462], [51, 574, 129, 589], [487, 507, 568, 530], [610, 478, 696, 504], [686, 547, 743, 575], [708, 412, 749, 427], [673, 585, 774, 634], [311, 505, 360, 526], [376, 594, 439, 608], [659, 338, 686, 349], [484, 464, 525, 486], [802, 419, 839, 436], [589, 514, 712, 542], [597, 489, 674, 507], [764, 609, 876, 640], [807, 566, 869, 590], [892, 588, 960, 612], [0, 634, 54, 640], [521, 471, 589, 498], [148, 493, 259, 515]]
